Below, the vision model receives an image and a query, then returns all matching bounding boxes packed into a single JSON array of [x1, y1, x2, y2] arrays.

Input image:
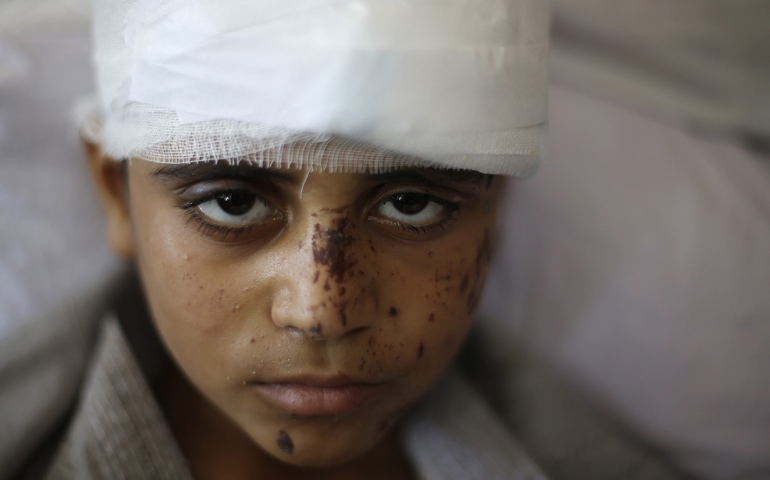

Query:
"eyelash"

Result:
[[181, 193, 268, 242], [178, 189, 461, 241], [391, 215, 458, 237], [382, 196, 459, 235], [182, 208, 259, 242]]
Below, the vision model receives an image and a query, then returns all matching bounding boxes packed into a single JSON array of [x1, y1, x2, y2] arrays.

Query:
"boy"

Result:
[[5, 0, 551, 478]]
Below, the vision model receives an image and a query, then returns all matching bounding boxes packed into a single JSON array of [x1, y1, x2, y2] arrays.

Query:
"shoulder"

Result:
[[0, 270, 137, 480]]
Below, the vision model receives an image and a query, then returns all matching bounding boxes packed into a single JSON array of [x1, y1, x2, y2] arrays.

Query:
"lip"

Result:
[[251, 377, 388, 416]]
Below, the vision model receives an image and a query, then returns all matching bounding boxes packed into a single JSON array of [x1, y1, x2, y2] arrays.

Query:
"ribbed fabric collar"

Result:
[[45, 317, 192, 480]]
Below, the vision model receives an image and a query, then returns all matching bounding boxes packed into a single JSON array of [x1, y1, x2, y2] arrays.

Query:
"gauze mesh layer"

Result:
[[87, 0, 549, 176]]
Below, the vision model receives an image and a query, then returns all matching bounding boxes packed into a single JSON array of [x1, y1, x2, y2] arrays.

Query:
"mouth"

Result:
[[250, 377, 388, 416]]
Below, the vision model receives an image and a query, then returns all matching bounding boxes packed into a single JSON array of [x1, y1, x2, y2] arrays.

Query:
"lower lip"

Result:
[[253, 383, 387, 416]]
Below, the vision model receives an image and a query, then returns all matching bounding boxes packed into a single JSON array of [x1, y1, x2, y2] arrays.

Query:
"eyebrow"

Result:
[[150, 162, 292, 185]]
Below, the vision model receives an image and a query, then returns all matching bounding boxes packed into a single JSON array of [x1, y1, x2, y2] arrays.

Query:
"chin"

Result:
[[249, 419, 388, 468], [273, 448, 368, 469]]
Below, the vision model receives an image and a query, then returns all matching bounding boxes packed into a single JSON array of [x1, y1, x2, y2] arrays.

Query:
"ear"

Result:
[[85, 140, 136, 260]]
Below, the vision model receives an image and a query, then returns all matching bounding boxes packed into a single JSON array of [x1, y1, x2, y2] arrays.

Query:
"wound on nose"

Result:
[[311, 219, 356, 284]]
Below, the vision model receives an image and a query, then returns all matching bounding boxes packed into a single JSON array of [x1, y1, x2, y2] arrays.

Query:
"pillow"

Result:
[[481, 83, 770, 480]]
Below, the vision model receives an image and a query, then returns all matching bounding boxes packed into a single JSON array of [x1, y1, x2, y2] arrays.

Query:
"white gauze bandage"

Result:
[[84, 0, 549, 175]]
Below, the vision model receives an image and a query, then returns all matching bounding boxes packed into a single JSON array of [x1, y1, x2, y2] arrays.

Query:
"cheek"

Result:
[[131, 205, 261, 383], [373, 227, 494, 373]]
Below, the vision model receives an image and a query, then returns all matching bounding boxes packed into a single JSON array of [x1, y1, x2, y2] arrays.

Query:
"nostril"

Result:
[[347, 325, 369, 336], [282, 325, 303, 334], [300, 322, 369, 340]]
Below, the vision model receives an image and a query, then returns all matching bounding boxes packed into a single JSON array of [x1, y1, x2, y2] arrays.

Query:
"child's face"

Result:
[[111, 158, 500, 466]]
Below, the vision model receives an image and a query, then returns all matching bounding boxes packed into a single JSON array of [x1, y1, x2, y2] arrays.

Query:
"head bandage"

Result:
[[84, 0, 549, 175]]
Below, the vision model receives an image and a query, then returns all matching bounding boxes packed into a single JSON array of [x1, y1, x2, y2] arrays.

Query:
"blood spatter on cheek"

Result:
[[389, 307, 398, 317], [419, 226, 495, 321], [277, 430, 294, 454], [425, 270, 453, 307]]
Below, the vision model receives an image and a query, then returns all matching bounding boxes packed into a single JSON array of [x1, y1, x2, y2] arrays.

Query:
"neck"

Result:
[[158, 367, 417, 480]]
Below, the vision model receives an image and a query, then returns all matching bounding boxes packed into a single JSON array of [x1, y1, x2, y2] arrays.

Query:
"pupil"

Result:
[[216, 191, 255, 216], [393, 193, 429, 215]]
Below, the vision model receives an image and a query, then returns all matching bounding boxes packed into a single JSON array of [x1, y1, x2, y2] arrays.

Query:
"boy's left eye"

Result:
[[196, 190, 273, 226], [377, 193, 446, 224]]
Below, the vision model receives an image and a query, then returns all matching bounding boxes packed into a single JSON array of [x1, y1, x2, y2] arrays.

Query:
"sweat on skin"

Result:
[[90, 151, 502, 480]]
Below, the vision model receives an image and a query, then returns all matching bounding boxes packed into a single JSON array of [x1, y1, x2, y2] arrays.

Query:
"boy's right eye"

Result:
[[197, 190, 273, 226], [179, 180, 284, 242]]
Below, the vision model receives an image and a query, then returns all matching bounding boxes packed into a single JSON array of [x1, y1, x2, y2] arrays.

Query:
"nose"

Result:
[[270, 216, 376, 339]]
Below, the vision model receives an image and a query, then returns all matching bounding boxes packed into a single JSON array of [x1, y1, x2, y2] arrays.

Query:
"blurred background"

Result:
[[1, 1, 768, 479]]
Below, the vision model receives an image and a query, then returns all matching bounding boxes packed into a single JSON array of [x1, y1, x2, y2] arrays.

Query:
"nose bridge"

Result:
[[311, 215, 355, 288], [272, 211, 374, 338]]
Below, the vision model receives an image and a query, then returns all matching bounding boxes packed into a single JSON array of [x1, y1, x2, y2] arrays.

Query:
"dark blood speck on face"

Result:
[[277, 430, 294, 454], [389, 307, 398, 317], [311, 218, 354, 283]]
